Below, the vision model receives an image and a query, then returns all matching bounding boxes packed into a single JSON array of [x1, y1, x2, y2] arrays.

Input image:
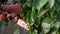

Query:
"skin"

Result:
[[1, 3, 29, 30]]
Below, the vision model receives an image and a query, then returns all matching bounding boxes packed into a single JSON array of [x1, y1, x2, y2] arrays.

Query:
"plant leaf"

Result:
[[34, 0, 48, 10], [49, 0, 55, 8]]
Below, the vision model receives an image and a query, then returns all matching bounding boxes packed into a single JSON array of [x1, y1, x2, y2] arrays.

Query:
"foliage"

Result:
[[20, 0, 60, 34], [0, 0, 60, 34]]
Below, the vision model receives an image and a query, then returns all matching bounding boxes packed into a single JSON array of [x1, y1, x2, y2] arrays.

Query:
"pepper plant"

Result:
[[20, 0, 60, 34]]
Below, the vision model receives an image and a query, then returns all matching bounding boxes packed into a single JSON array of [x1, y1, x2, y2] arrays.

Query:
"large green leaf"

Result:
[[42, 17, 53, 24], [34, 0, 48, 10], [39, 9, 48, 17], [25, 0, 32, 7], [49, 0, 55, 8], [47, 21, 60, 34], [42, 17, 54, 34]]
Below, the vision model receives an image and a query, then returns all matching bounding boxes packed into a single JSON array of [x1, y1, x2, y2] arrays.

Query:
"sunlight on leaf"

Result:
[[34, 0, 48, 10]]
